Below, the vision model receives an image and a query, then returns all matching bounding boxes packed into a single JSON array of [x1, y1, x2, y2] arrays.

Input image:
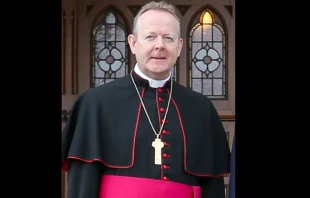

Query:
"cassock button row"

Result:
[[161, 119, 168, 123], [158, 97, 164, 102], [162, 130, 169, 134], [158, 88, 165, 92], [163, 153, 170, 158], [163, 165, 170, 169], [162, 176, 169, 181], [160, 108, 166, 112], [164, 142, 170, 146]]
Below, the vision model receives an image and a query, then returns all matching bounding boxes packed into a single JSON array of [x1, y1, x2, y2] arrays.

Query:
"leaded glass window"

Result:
[[189, 9, 227, 99], [92, 9, 129, 87]]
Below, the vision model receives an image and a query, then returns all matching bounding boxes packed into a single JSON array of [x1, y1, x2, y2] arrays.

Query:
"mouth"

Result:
[[151, 57, 166, 60]]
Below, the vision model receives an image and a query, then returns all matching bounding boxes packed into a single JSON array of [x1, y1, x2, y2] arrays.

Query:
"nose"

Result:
[[155, 38, 165, 51]]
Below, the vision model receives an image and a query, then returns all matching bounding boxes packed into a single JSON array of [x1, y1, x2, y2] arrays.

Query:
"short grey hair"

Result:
[[132, 1, 181, 38]]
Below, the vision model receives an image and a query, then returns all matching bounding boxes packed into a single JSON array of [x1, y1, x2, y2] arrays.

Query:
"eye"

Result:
[[145, 35, 155, 40], [164, 37, 173, 41]]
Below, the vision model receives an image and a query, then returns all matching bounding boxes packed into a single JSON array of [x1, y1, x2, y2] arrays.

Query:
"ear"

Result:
[[128, 34, 136, 54], [177, 38, 183, 56]]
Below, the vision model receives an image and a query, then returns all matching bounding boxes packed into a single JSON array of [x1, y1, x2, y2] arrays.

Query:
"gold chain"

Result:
[[130, 70, 173, 139]]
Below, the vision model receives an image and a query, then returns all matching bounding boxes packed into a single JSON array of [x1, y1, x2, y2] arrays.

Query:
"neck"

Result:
[[134, 64, 171, 88]]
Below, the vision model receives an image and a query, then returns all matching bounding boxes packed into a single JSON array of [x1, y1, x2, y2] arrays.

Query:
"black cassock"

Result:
[[62, 71, 230, 198]]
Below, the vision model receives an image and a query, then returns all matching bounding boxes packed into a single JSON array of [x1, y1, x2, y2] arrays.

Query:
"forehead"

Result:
[[137, 10, 178, 34]]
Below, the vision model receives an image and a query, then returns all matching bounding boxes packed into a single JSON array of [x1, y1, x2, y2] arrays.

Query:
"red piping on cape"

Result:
[[169, 91, 227, 178], [62, 88, 145, 171]]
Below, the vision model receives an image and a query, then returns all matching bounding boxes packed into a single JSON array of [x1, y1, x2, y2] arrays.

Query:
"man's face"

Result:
[[128, 9, 183, 80]]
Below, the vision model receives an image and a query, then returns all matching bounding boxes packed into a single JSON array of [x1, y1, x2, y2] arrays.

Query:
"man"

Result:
[[61, 1, 230, 198]]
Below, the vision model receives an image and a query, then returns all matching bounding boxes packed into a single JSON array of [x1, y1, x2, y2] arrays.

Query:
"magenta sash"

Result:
[[99, 175, 201, 198]]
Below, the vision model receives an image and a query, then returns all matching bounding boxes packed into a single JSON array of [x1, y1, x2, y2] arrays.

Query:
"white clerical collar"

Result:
[[133, 64, 171, 88]]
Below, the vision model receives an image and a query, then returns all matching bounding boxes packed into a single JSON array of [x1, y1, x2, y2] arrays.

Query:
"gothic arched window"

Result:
[[91, 8, 129, 87], [188, 8, 227, 99]]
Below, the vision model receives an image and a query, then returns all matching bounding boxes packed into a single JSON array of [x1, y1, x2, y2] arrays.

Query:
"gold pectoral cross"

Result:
[[152, 137, 164, 165]]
